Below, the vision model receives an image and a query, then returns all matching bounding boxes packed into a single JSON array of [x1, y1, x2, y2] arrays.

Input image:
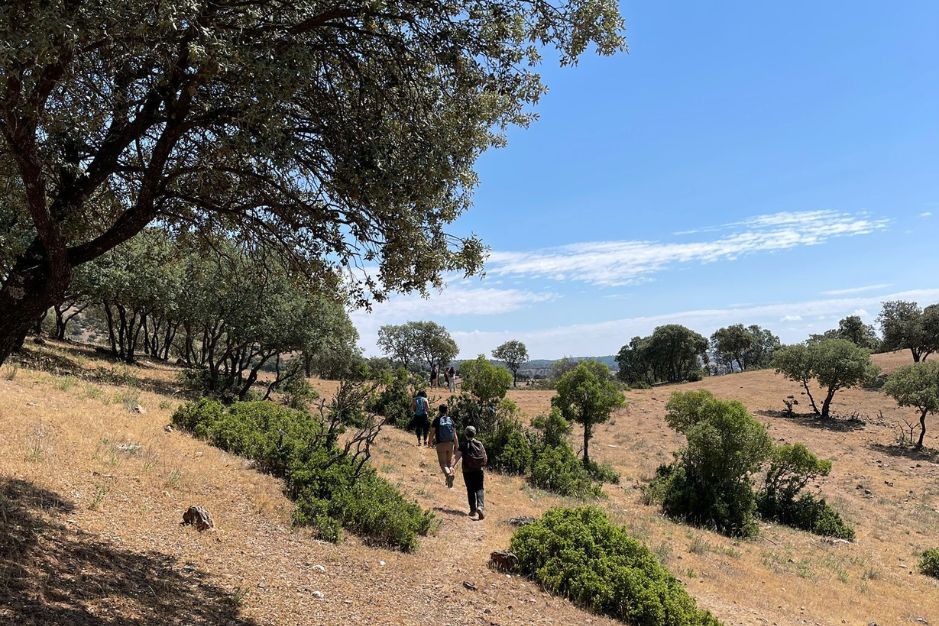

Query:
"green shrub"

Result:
[[920, 548, 939, 578], [754, 443, 854, 539], [368, 367, 417, 428], [650, 392, 772, 537], [529, 444, 602, 499], [585, 458, 620, 485], [281, 375, 319, 410], [171, 398, 432, 551], [756, 492, 854, 540], [483, 416, 533, 475], [510, 507, 722, 626]]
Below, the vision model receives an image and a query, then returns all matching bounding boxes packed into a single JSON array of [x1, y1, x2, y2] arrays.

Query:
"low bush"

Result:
[[585, 458, 620, 485], [755, 443, 855, 539], [756, 492, 854, 540], [529, 443, 602, 499], [172, 397, 433, 552], [482, 414, 533, 475], [368, 367, 418, 429], [510, 507, 722, 626], [921, 548, 939, 578]]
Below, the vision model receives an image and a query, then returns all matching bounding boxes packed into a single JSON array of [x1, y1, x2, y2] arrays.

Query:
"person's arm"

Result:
[[450, 449, 462, 471], [430, 417, 439, 445]]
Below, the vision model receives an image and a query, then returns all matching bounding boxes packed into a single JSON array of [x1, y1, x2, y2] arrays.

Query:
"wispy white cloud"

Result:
[[920, 211, 933, 218], [351, 281, 556, 354], [446, 288, 939, 359], [488, 210, 888, 287], [820, 283, 892, 296]]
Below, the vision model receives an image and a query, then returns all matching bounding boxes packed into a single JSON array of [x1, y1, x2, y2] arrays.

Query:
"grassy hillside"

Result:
[[1, 340, 937, 625]]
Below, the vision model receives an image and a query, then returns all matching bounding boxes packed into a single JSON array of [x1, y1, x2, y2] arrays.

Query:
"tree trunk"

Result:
[[582, 422, 592, 466], [917, 408, 928, 449], [801, 378, 821, 416], [820, 387, 837, 419], [0, 262, 67, 364]]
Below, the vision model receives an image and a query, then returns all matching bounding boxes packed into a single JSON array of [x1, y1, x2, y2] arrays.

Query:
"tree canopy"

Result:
[[878, 301, 939, 362], [552, 360, 624, 465], [710, 324, 780, 373], [0, 0, 626, 364], [459, 355, 513, 406], [492, 340, 529, 387], [773, 339, 879, 418], [377, 321, 458, 375], [810, 315, 880, 350], [616, 325, 708, 385], [884, 361, 939, 449]]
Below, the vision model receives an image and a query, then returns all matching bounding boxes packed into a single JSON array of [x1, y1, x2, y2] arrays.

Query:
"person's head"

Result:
[[417, 390, 427, 398], [438, 404, 448, 416], [465, 425, 476, 439]]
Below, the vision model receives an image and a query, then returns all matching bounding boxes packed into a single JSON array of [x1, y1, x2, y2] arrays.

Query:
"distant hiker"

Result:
[[430, 404, 458, 488], [446, 365, 456, 392], [450, 425, 488, 519], [430, 365, 439, 388], [412, 390, 430, 447], [442, 366, 451, 391]]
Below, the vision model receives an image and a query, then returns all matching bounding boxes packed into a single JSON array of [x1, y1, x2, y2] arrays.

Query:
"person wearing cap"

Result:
[[450, 425, 488, 520]]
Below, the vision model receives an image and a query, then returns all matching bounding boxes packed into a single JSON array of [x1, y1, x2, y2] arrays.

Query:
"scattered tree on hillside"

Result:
[[709, 324, 780, 372], [552, 361, 625, 466], [377, 322, 458, 378], [884, 361, 939, 449], [773, 339, 879, 418], [878, 301, 939, 362], [493, 340, 529, 387], [0, 1, 625, 365], [616, 325, 708, 385], [810, 315, 879, 350]]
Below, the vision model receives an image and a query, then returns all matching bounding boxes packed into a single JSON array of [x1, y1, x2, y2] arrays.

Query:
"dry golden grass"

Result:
[[1, 341, 937, 625]]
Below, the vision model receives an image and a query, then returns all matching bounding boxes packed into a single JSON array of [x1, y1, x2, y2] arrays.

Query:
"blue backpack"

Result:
[[437, 415, 455, 442], [414, 396, 428, 416]]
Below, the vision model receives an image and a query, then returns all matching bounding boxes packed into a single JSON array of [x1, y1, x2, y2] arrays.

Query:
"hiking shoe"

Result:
[[477, 509, 485, 520], [446, 473, 454, 489], [468, 510, 477, 517]]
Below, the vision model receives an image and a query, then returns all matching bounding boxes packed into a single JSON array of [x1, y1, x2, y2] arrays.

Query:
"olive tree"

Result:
[[711, 324, 780, 372], [616, 324, 708, 384], [492, 340, 529, 387], [459, 355, 513, 406], [773, 339, 879, 418], [0, 1, 625, 364], [552, 361, 625, 465], [884, 361, 939, 449]]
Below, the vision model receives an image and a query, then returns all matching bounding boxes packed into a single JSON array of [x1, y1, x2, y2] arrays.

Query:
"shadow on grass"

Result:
[[0, 478, 258, 626], [756, 409, 866, 432], [869, 443, 939, 464], [432, 506, 469, 517], [12, 344, 193, 399]]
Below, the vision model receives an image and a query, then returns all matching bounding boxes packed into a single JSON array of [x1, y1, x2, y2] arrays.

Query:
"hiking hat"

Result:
[[465, 425, 476, 437]]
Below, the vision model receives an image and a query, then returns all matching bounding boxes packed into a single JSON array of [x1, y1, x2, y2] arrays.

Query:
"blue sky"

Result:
[[352, 1, 939, 359]]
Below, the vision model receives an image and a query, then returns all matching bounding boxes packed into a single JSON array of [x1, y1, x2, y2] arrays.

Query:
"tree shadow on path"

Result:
[[0, 478, 258, 626]]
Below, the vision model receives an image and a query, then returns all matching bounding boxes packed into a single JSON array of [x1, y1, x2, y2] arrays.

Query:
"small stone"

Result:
[[379, 560, 386, 566], [463, 581, 477, 591], [133, 404, 146, 414], [312, 590, 324, 599], [181, 505, 214, 531], [164, 424, 174, 432], [312, 564, 326, 573]]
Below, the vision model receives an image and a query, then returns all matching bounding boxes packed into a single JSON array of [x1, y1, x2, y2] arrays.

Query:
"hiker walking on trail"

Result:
[[450, 425, 488, 520], [430, 365, 439, 388], [446, 365, 456, 392], [430, 404, 458, 488], [412, 390, 431, 447]]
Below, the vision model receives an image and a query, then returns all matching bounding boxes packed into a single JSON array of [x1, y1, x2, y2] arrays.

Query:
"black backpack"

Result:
[[463, 439, 488, 470]]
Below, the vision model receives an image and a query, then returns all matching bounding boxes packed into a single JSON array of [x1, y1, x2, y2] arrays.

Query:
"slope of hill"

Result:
[[1, 341, 937, 625]]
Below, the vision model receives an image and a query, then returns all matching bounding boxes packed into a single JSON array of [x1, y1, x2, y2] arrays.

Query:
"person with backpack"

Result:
[[430, 404, 458, 488], [412, 390, 430, 447], [450, 425, 488, 519]]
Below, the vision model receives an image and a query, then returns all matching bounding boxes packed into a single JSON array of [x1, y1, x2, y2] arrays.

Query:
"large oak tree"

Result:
[[0, 1, 625, 364]]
